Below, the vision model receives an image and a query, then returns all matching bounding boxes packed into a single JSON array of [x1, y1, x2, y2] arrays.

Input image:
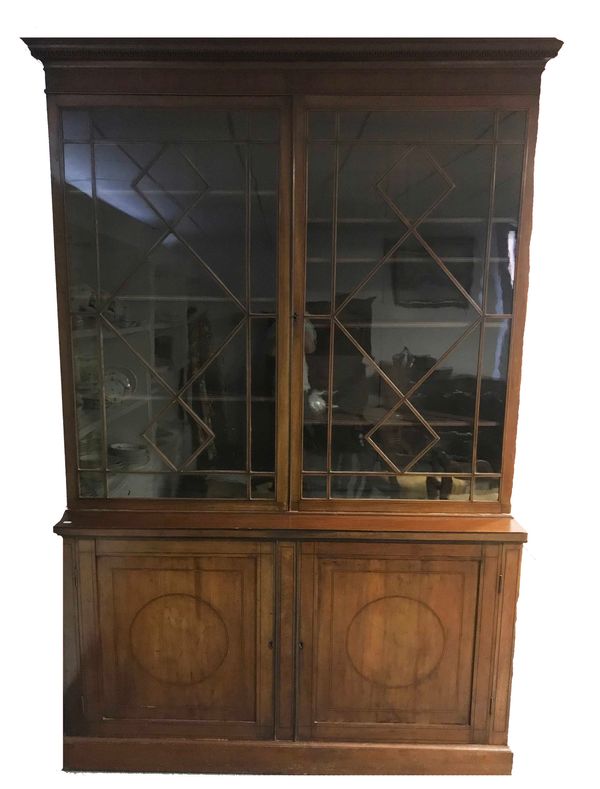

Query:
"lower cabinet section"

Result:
[[63, 533, 523, 773]]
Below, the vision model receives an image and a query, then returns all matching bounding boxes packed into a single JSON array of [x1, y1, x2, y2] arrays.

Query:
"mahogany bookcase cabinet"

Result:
[[25, 37, 562, 775]]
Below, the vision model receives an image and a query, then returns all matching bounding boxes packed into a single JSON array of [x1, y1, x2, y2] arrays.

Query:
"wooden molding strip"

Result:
[[53, 509, 528, 541]]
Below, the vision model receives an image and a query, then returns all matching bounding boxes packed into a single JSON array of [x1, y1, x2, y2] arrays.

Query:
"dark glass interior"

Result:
[[64, 108, 279, 499], [302, 110, 525, 501]]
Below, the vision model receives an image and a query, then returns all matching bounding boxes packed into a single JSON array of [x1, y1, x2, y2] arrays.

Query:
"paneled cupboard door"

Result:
[[59, 99, 290, 508], [92, 540, 274, 739], [297, 542, 498, 743]]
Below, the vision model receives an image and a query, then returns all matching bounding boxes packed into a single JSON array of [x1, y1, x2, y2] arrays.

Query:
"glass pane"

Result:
[[302, 475, 327, 498], [336, 144, 408, 308], [303, 319, 330, 471], [473, 477, 500, 502], [64, 108, 280, 500], [107, 473, 248, 499], [63, 109, 90, 141], [64, 144, 96, 304], [91, 109, 248, 141], [251, 476, 275, 499], [250, 111, 279, 141], [419, 145, 494, 310], [308, 112, 336, 140], [498, 111, 527, 141], [72, 316, 103, 470], [486, 255, 516, 315], [250, 144, 278, 313], [487, 145, 524, 313], [338, 111, 495, 141], [476, 319, 511, 473], [330, 475, 471, 500], [492, 146, 524, 223], [306, 144, 335, 312], [79, 472, 105, 498], [251, 318, 276, 472]]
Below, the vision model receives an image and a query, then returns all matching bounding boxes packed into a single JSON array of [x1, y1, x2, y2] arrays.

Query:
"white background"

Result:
[[1, 2, 598, 786]]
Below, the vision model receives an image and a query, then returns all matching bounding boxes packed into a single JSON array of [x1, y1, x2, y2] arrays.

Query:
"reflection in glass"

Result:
[[336, 144, 408, 308], [63, 110, 90, 141], [498, 111, 527, 141], [302, 476, 327, 498], [308, 111, 336, 140], [329, 475, 471, 500], [79, 472, 105, 498], [473, 477, 500, 501], [63, 108, 279, 499], [487, 145, 524, 314], [251, 476, 275, 499], [337, 112, 495, 141], [303, 319, 330, 471], [106, 473, 248, 499], [476, 319, 511, 474], [303, 110, 525, 502], [72, 316, 103, 471], [250, 144, 278, 313], [306, 144, 334, 310]]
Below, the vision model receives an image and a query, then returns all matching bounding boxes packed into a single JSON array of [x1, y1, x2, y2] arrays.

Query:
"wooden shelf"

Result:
[[307, 257, 484, 264], [308, 217, 518, 224], [332, 321, 475, 328], [305, 410, 497, 428], [73, 322, 173, 339], [124, 394, 275, 403]]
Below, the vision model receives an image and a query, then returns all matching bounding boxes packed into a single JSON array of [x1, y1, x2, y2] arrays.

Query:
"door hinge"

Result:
[[489, 696, 494, 715], [80, 695, 86, 714], [497, 573, 503, 594]]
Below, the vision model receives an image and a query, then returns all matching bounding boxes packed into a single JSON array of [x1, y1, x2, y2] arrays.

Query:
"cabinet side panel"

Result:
[[75, 538, 102, 727], [63, 538, 82, 734], [470, 544, 501, 741], [489, 544, 522, 744]]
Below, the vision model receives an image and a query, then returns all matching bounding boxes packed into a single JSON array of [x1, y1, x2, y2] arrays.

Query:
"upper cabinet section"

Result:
[[26, 38, 562, 513]]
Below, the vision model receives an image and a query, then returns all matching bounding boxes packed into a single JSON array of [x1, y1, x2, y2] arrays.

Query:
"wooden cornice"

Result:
[[23, 37, 563, 66]]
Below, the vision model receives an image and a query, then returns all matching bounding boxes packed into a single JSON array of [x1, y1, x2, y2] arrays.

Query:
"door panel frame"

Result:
[[47, 94, 293, 513], [78, 539, 274, 739], [296, 540, 503, 743], [290, 94, 538, 514]]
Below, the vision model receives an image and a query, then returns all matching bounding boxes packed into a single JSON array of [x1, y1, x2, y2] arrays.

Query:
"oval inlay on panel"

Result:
[[129, 594, 228, 685], [345, 595, 445, 688]]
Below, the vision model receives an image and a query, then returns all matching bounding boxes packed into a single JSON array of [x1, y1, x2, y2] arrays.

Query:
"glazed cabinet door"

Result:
[[58, 100, 290, 508], [293, 101, 528, 512], [298, 541, 499, 742], [86, 540, 274, 739]]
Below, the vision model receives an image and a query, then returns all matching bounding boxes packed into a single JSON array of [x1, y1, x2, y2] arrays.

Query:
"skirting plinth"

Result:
[[64, 737, 513, 775]]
